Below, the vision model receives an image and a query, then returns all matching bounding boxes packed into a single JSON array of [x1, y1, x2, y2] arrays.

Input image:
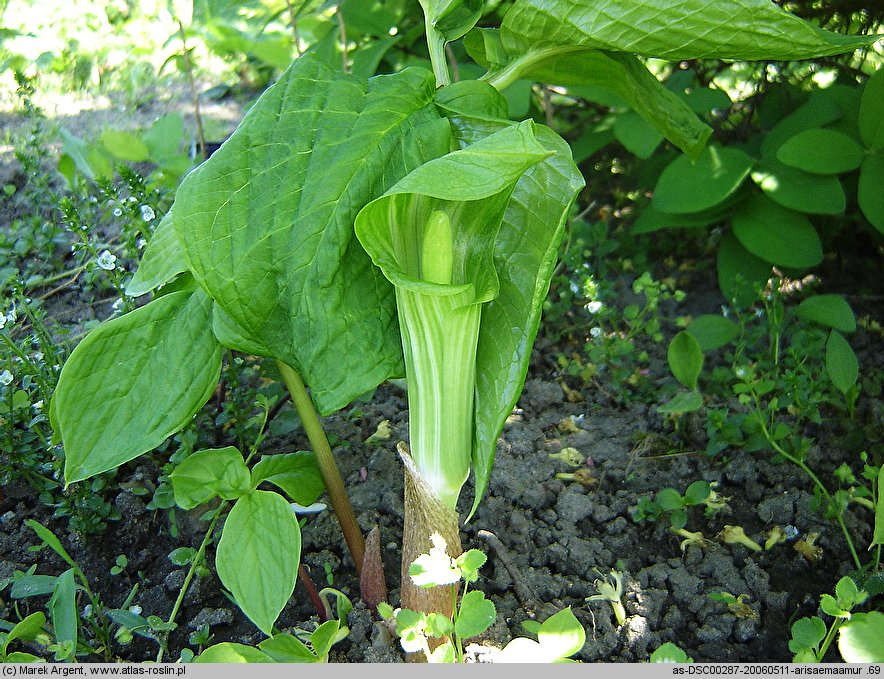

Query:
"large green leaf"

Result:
[[668, 331, 703, 390], [454, 590, 496, 639], [100, 129, 150, 162], [473, 124, 582, 512], [212, 303, 270, 357], [258, 633, 319, 662], [537, 607, 586, 660], [194, 643, 275, 663], [465, 36, 711, 159], [173, 54, 450, 415], [686, 315, 739, 351], [653, 146, 754, 214], [613, 110, 663, 159], [126, 210, 189, 296], [761, 94, 843, 156], [171, 447, 252, 510], [142, 113, 185, 166], [2, 612, 45, 659], [499, 0, 878, 61], [54, 287, 222, 484], [216, 490, 301, 636], [731, 194, 822, 269], [631, 204, 729, 234]]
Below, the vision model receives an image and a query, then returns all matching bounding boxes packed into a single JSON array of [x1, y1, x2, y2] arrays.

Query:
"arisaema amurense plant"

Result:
[[48, 0, 877, 644]]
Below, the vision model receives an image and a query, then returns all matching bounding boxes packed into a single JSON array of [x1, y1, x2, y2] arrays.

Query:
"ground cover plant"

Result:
[[1, 0, 883, 665]]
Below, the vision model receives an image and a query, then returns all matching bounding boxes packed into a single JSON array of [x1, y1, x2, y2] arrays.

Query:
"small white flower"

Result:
[[589, 326, 602, 338], [0, 369, 13, 385], [139, 204, 156, 222], [97, 250, 117, 271], [136, 238, 147, 249], [127, 196, 138, 204], [586, 301, 603, 314], [6, 306, 15, 323], [112, 298, 124, 313], [33, 352, 43, 361], [113, 207, 123, 217], [33, 400, 43, 411], [0, 313, 6, 330]]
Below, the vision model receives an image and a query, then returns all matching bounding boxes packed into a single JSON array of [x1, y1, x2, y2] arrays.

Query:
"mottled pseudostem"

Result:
[[399, 443, 461, 647], [277, 360, 365, 572]]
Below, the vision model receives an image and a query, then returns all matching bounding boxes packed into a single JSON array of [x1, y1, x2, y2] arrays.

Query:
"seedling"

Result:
[[631, 480, 724, 553], [794, 532, 824, 563], [379, 533, 496, 662], [585, 569, 627, 626], [789, 576, 882, 662], [764, 526, 787, 550], [675, 529, 712, 553], [0, 612, 46, 663], [718, 525, 762, 552], [556, 468, 597, 487], [649, 642, 693, 663], [549, 447, 583, 467], [193, 589, 353, 664], [708, 592, 758, 620], [631, 480, 722, 528], [365, 420, 393, 446], [110, 554, 128, 576], [380, 536, 586, 663]]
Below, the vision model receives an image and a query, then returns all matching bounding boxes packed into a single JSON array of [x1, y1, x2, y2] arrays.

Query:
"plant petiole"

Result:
[[277, 360, 365, 572]]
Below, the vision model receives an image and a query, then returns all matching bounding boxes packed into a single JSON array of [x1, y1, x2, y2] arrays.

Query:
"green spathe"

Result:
[[356, 121, 552, 508]]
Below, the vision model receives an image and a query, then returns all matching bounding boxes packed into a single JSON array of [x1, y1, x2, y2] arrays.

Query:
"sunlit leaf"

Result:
[[653, 146, 753, 214], [216, 491, 301, 635], [54, 288, 222, 483]]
